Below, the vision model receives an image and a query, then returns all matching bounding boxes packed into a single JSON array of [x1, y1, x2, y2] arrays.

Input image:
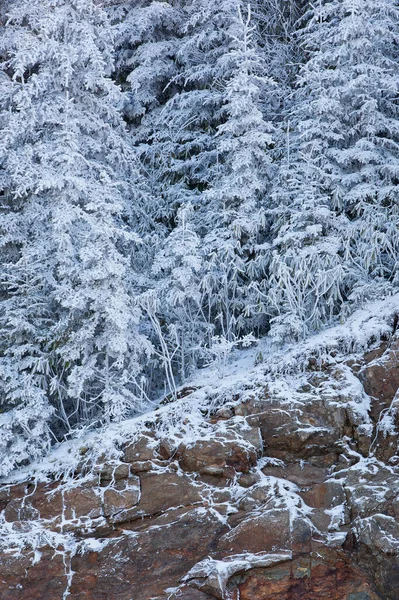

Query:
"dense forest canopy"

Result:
[[0, 0, 398, 474]]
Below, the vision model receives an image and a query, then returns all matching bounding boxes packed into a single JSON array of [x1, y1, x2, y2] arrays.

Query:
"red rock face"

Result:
[[357, 334, 399, 462], [235, 555, 380, 600], [0, 337, 398, 600]]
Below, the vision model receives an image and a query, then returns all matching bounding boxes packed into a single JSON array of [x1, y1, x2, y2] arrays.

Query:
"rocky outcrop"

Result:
[[0, 335, 399, 599]]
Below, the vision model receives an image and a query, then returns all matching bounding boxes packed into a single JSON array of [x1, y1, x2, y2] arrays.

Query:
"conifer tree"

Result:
[[268, 0, 399, 342], [151, 203, 206, 382], [320, 0, 399, 304], [200, 2, 277, 340], [136, 0, 240, 224], [0, 0, 150, 472], [114, 0, 186, 228], [122, 0, 278, 358]]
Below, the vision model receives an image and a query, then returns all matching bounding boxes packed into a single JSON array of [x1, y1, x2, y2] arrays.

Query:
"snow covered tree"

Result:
[[113, 0, 187, 229], [200, 3, 277, 340], [2, 0, 398, 474], [268, 0, 399, 342], [0, 0, 151, 472], [318, 0, 399, 304], [268, 164, 347, 342], [150, 203, 207, 383], [133, 0, 243, 225], [128, 1, 278, 346], [122, 0, 279, 350], [250, 0, 305, 118]]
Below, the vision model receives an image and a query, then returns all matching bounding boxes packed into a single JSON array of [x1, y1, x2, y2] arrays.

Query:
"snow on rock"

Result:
[[183, 551, 292, 599], [0, 300, 398, 598]]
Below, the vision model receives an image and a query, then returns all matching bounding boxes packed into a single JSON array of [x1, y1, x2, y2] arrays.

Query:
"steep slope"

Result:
[[0, 296, 399, 599]]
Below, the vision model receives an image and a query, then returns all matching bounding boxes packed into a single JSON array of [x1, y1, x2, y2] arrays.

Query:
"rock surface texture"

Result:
[[1, 335, 399, 599]]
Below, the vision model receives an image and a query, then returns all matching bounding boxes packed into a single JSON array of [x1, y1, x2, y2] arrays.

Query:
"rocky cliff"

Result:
[[0, 311, 399, 599]]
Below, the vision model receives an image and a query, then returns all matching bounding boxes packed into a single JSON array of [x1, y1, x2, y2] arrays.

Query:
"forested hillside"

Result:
[[0, 0, 398, 475]]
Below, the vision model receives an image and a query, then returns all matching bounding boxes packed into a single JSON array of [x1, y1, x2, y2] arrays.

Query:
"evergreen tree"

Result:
[[151, 203, 206, 383], [1, 0, 398, 475], [200, 2, 277, 340], [0, 0, 150, 472], [114, 0, 186, 228], [123, 0, 279, 359], [135, 0, 243, 225], [268, 0, 399, 342], [321, 0, 399, 304]]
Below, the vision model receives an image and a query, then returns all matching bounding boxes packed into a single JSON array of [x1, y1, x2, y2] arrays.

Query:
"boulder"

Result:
[[177, 438, 257, 476], [217, 509, 291, 555], [102, 476, 140, 519], [70, 507, 226, 600], [122, 435, 158, 463]]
